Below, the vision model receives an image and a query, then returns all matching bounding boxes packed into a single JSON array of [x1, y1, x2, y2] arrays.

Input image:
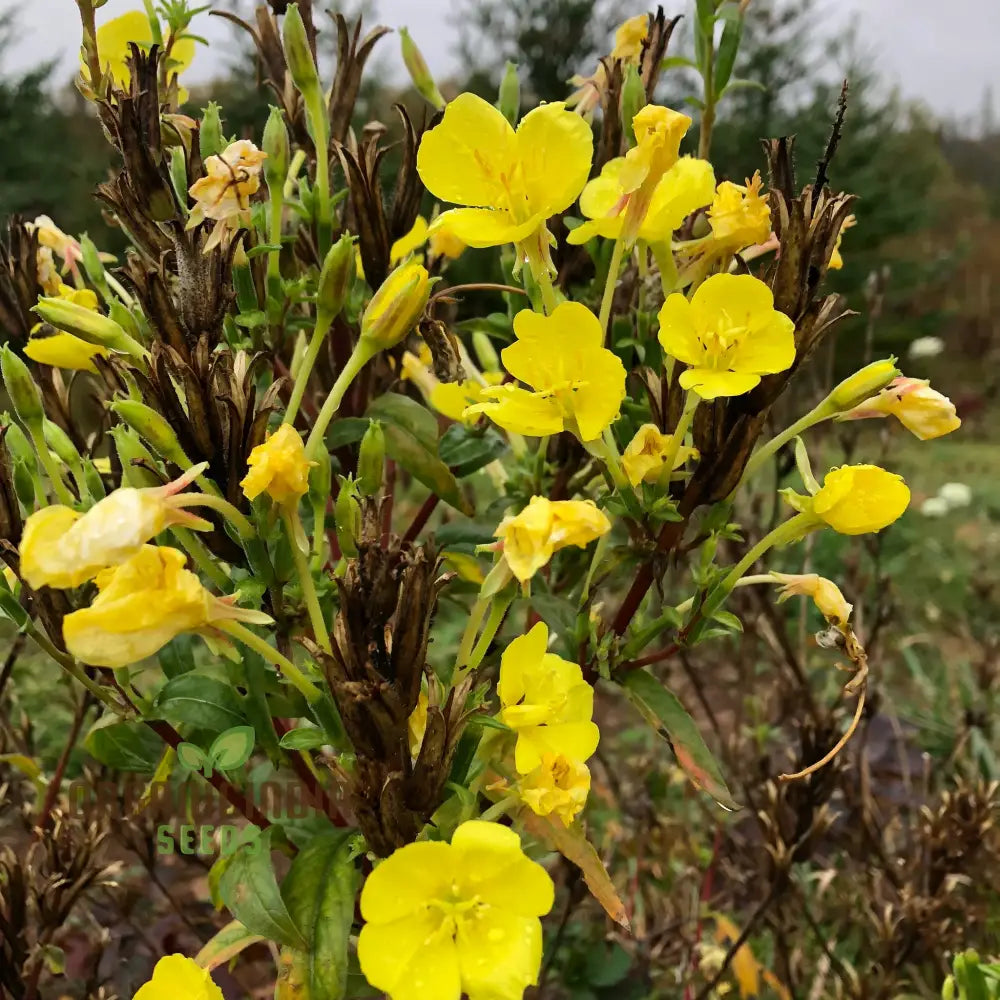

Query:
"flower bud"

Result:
[[317, 233, 355, 320], [111, 400, 193, 469], [357, 420, 385, 495], [1, 347, 44, 429], [827, 358, 899, 412], [334, 475, 361, 557], [2, 419, 35, 467], [620, 64, 645, 147], [111, 426, 162, 489], [360, 261, 431, 352], [263, 106, 290, 191], [472, 330, 501, 373], [79, 234, 109, 294], [199, 102, 225, 159], [43, 420, 82, 469], [32, 296, 144, 358], [399, 28, 445, 110], [497, 61, 520, 125], [282, 4, 321, 100]]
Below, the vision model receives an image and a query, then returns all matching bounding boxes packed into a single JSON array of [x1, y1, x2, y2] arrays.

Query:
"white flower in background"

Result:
[[908, 336, 944, 360], [920, 496, 950, 518], [938, 482, 972, 508]]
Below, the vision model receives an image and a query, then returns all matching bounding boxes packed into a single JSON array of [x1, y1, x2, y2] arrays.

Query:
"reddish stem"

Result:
[[34, 694, 92, 835], [271, 717, 348, 826], [402, 492, 440, 543], [619, 643, 680, 672]]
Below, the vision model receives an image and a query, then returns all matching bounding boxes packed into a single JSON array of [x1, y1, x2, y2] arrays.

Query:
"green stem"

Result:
[[176, 493, 256, 539], [305, 340, 376, 458], [284, 311, 333, 426], [219, 620, 323, 704], [698, 31, 716, 161], [674, 574, 774, 616], [456, 595, 491, 673], [283, 510, 332, 654], [29, 427, 76, 506], [599, 427, 629, 491], [535, 269, 558, 315], [304, 92, 332, 256], [660, 391, 699, 479], [171, 525, 231, 589], [598, 236, 626, 342], [467, 593, 513, 672], [480, 794, 520, 822], [734, 401, 833, 498], [267, 188, 284, 288]]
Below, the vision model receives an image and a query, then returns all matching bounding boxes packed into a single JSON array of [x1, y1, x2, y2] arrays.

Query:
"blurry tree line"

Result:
[[0, 0, 996, 396]]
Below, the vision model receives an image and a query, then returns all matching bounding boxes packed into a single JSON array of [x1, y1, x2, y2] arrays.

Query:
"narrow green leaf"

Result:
[[281, 831, 358, 1000], [85, 717, 164, 772], [155, 675, 246, 734], [439, 424, 508, 478], [621, 670, 739, 811], [195, 920, 265, 971], [713, 14, 743, 96], [278, 727, 329, 751], [219, 829, 306, 950], [661, 55, 700, 72]]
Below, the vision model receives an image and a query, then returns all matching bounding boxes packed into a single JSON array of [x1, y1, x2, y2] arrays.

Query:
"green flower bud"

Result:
[[360, 260, 431, 352], [12, 460, 36, 509], [2, 418, 35, 467], [111, 426, 161, 489], [33, 297, 146, 359], [357, 420, 385, 495], [282, 4, 321, 100], [400, 28, 445, 110], [317, 233, 355, 321], [43, 420, 82, 469], [263, 106, 290, 191], [941, 976, 956, 1000], [334, 475, 361, 558], [199, 102, 225, 159], [111, 401, 192, 469], [472, 330, 500, 373], [79, 234, 109, 295], [828, 358, 900, 412], [621, 65, 646, 148], [1, 347, 44, 429], [497, 61, 520, 125]]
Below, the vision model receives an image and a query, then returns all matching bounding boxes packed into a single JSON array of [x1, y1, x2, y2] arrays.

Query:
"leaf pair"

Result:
[[176, 725, 256, 777]]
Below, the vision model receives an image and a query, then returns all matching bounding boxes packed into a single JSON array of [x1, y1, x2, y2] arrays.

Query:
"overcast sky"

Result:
[[5, 0, 998, 126]]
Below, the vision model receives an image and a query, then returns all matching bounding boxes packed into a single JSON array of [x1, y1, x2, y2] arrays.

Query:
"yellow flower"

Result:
[[241, 424, 314, 508], [657, 273, 795, 400], [390, 216, 429, 262], [611, 13, 649, 61], [466, 301, 626, 441], [19, 465, 211, 590], [134, 954, 224, 1000], [810, 464, 910, 535], [707, 171, 771, 251], [188, 140, 267, 251], [828, 214, 856, 270], [568, 155, 715, 246], [25, 285, 110, 373], [26, 216, 82, 272], [622, 423, 699, 486], [770, 572, 853, 627], [428, 224, 466, 260], [431, 380, 491, 424], [519, 752, 591, 826], [63, 546, 271, 668], [89, 10, 197, 98], [838, 376, 961, 441], [417, 93, 593, 263], [498, 622, 600, 774], [495, 495, 611, 583], [361, 260, 431, 351], [358, 820, 554, 1000], [408, 690, 429, 758]]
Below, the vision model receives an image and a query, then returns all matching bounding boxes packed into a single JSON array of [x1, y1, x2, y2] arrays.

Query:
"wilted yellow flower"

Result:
[[498, 622, 600, 774], [568, 155, 715, 246], [467, 302, 626, 441], [19, 465, 211, 590], [188, 140, 267, 251], [496, 495, 611, 583], [611, 13, 649, 61], [360, 260, 431, 352], [358, 820, 554, 1000], [417, 93, 592, 270], [88, 10, 197, 99], [770, 572, 853, 627], [25, 284, 110, 372], [657, 273, 795, 399], [707, 171, 771, 251], [519, 752, 591, 826], [241, 424, 313, 508], [63, 546, 271, 668], [26, 215, 82, 275], [828, 214, 856, 270], [134, 954, 223, 1000], [838, 376, 961, 440], [622, 423, 699, 486], [809, 464, 910, 535]]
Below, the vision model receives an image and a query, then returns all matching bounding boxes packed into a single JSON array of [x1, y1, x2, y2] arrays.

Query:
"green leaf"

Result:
[[195, 919, 266, 972], [85, 717, 164, 772], [279, 727, 329, 751], [176, 742, 210, 773], [234, 310, 268, 329], [281, 831, 358, 1000], [326, 417, 371, 450], [465, 714, 512, 732], [367, 394, 472, 515], [711, 610, 743, 633], [621, 670, 739, 811], [720, 77, 768, 96], [661, 55, 700, 72], [245, 243, 283, 259], [439, 424, 508, 478], [155, 674, 246, 734], [158, 634, 196, 678], [713, 12, 743, 96], [219, 828, 306, 950], [210, 725, 256, 770]]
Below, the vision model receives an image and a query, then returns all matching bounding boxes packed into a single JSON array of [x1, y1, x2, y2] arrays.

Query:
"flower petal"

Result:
[[679, 368, 761, 399], [515, 102, 594, 217], [457, 908, 544, 1000], [498, 622, 550, 709], [689, 272, 775, 330], [360, 841, 455, 923], [640, 156, 716, 241], [429, 208, 540, 249], [417, 93, 516, 207], [657, 294, 703, 366], [466, 385, 565, 437], [358, 912, 461, 1000], [514, 721, 600, 774], [573, 350, 628, 441]]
